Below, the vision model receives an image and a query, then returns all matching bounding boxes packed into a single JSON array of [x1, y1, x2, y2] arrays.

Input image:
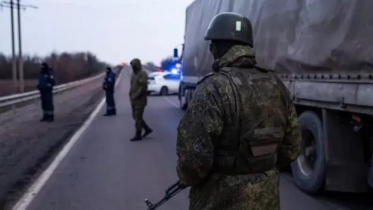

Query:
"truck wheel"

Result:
[[160, 86, 168, 96], [291, 111, 325, 194], [185, 89, 193, 107], [179, 88, 187, 110], [369, 158, 373, 188]]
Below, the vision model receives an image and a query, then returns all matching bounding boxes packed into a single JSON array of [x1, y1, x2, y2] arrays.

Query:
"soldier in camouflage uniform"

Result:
[[176, 12, 302, 210], [129, 58, 153, 141]]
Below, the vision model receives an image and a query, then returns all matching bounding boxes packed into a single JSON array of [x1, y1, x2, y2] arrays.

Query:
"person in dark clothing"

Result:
[[103, 67, 117, 116], [37, 62, 55, 122]]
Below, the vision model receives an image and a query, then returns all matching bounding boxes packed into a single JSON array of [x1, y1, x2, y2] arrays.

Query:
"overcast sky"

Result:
[[0, 0, 194, 65]]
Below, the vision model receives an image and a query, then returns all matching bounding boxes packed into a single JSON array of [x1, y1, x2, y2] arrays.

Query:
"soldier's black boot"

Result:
[[103, 110, 112, 116], [142, 125, 153, 138], [40, 114, 47, 122], [130, 131, 142, 141], [47, 114, 54, 122], [112, 108, 117, 115]]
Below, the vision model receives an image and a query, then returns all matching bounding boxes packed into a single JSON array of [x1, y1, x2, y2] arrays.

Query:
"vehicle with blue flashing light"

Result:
[[147, 72, 180, 96]]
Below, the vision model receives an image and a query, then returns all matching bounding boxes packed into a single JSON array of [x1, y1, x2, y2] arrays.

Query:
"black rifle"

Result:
[[144, 180, 187, 210]]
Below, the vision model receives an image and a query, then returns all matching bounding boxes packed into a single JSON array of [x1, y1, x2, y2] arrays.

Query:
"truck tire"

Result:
[[185, 89, 193, 106], [369, 156, 373, 189], [179, 88, 187, 110], [160, 86, 169, 96], [291, 111, 325, 194]]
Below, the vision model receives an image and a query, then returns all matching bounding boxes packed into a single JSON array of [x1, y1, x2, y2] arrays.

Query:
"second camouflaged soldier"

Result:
[[176, 12, 302, 210], [129, 58, 153, 141]]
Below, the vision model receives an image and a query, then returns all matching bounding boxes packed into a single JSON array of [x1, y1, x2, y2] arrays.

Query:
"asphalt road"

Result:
[[22, 72, 372, 210]]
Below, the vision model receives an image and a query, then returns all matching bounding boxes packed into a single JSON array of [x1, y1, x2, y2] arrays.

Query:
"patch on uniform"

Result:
[[236, 21, 242, 31], [251, 144, 278, 156]]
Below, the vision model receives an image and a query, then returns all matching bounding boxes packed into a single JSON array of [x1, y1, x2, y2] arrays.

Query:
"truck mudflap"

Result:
[[369, 157, 373, 188]]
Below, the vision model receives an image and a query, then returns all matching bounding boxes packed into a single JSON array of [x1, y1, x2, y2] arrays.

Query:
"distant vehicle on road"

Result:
[[147, 72, 180, 96]]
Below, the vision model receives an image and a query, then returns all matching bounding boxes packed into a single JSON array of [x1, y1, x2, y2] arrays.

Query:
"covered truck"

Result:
[[175, 0, 373, 194]]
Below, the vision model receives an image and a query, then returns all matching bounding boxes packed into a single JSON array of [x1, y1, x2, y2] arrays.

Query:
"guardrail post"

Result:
[[11, 104, 16, 114]]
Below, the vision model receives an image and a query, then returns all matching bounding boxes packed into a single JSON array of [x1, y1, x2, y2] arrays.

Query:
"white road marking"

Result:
[[13, 69, 124, 210], [163, 96, 179, 108]]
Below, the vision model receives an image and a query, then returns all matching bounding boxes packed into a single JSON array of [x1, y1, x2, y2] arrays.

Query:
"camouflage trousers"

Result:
[[131, 106, 150, 132]]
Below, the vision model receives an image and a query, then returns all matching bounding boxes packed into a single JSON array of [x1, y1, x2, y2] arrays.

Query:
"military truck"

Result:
[[174, 0, 373, 194]]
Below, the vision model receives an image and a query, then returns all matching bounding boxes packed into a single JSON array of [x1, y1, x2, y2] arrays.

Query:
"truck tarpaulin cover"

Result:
[[183, 0, 373, 77]]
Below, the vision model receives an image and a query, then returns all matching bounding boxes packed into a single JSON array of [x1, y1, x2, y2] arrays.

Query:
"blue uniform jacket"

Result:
[[103, 72, 116, 92], [37, 69, 55, 92]]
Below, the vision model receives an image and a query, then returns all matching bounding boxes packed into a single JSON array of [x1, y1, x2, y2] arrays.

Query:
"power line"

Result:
[[1, 1, 37, 9], [30, 0, 191, 7], [0, 0, 38, 93]]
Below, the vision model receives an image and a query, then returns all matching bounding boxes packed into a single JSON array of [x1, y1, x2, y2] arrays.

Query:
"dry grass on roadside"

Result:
[[0, 80, 38, 96]]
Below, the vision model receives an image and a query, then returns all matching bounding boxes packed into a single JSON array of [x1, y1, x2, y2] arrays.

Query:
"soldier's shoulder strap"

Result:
[[219, 67, 241, 131], [254, 65, 274, 73], [220, 67, 233, 73], [197, 72, 216, 85]]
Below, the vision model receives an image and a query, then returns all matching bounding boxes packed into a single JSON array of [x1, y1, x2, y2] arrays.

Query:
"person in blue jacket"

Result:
[[37, 62, 55, 122], [103, 67, 116, 116]]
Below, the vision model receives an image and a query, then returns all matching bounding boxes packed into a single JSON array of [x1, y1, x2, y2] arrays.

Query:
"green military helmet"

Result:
[[204, 12, 254, 47]]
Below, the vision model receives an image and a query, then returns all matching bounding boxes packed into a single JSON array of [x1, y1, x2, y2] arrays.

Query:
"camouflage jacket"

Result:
[[176, 45, 301, 210], [129, 59, 148, 107]]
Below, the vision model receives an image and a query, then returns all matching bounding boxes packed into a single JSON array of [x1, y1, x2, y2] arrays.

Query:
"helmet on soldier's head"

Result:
[[204, 12, 254, 47]]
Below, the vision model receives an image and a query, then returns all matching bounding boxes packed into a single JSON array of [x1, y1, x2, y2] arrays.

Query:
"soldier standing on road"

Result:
[[129, 58, 153, 141], [176, 12, 302, 210], [103, 67, 117, 116], [37, 62, 55, 122]]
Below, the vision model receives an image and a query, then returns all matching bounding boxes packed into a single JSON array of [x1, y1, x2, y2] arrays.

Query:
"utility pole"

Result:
[[1, 1, 38, 93], [9, 0, 17, 93], [17, 0, 23, 92]]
